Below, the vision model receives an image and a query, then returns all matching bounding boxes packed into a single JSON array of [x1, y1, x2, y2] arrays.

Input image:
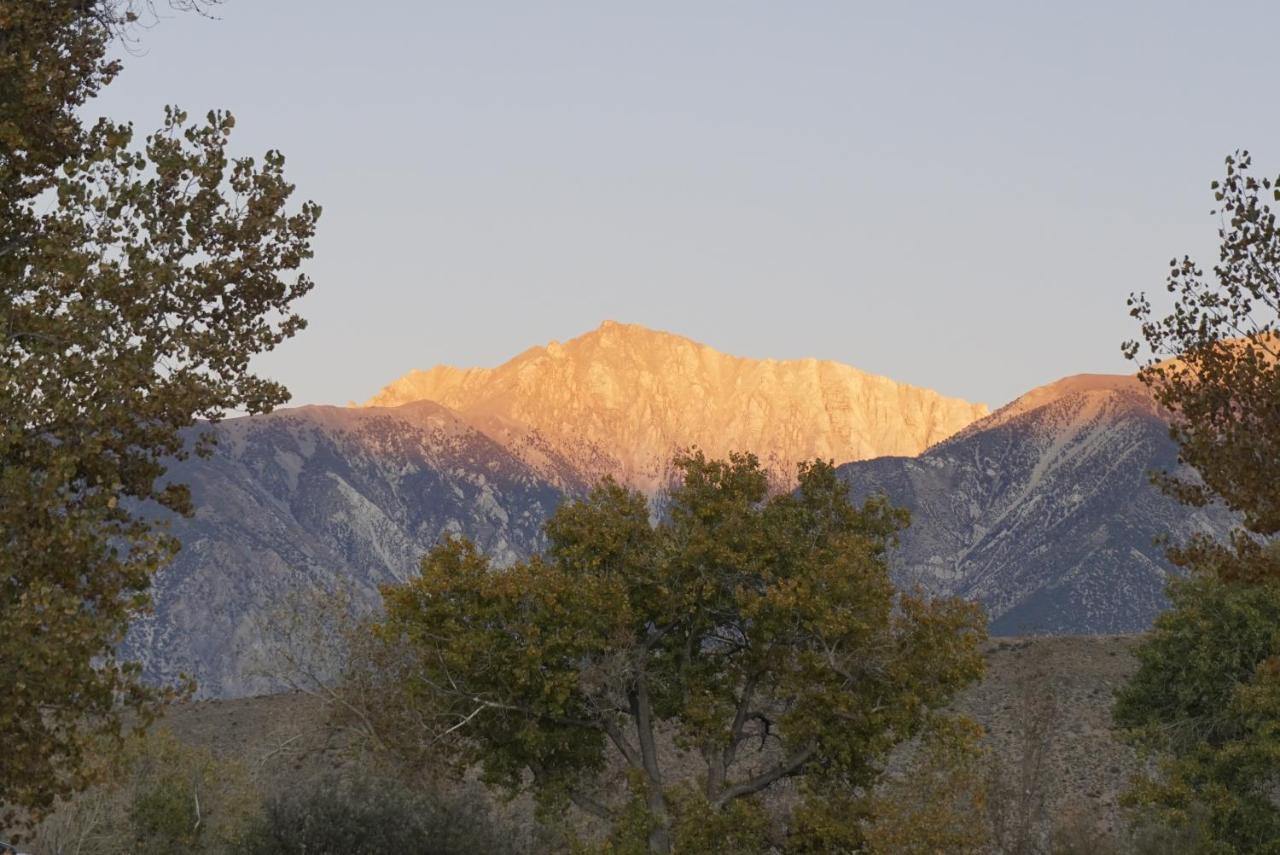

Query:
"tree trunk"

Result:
[[630, 679, 672, 854], [646, 794, 673, 854]]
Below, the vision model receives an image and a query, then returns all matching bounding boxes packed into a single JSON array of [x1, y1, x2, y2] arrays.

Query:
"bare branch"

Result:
[[568, 789, 616, 821], [712, 744, 816, 808]]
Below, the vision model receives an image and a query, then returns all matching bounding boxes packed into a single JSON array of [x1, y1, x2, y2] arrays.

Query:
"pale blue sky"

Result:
[[96, 1, 1280, 408]]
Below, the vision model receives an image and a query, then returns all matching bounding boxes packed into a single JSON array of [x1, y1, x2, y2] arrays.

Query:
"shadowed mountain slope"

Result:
[[837, 374, 1236, 634], [124, 401, 563, 697]]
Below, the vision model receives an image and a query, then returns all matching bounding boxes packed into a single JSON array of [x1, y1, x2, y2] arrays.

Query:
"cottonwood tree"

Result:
[[1124, 150, 1280, 550], [1118, 152, 1280, 849], [1114, 564, 1280, 852], [1, 0, 318, 823], [366, 452, 986, 853]]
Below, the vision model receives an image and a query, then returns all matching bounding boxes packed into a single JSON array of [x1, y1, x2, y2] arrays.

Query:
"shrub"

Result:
[[861, 716, 992, 855], [24, 728, 261, 854], [239, 773, 516, 855]]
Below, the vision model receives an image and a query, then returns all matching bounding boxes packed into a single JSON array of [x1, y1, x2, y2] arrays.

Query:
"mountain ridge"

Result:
[[124, 333, 1238, 697], [364, 321, 990, 492], [837, 372, 1234, 634]]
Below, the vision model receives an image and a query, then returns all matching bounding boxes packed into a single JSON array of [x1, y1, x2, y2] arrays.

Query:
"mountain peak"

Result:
[[364, 323, 989, 492], [578, 319, 701, 349], [969, 373, 1154, 435]]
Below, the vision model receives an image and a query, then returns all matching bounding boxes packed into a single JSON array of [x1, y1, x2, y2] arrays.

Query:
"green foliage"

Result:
[[367, 452, 986, 852], [1114, 571, 1280, 853], [24, 729, 536, 855], [786, 787, 872, 854], [125, 731, 260, 855], [0, 0, 317, 822], [666, 784, 771, 854], [788, 715, 991, 854], [1046, 806, 1202, 855], [239, 773, 516, 855]]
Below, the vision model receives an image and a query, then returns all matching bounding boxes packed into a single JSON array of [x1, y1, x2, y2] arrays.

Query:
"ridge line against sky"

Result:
[[363, 319, 999, 410], [91, 1, 1280, 410]]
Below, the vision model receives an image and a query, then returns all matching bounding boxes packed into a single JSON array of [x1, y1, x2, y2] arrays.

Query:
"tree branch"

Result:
[[712, 744, 816, 808], [630, 677, 664, 789], [256, 733, 303, 769], [707, 671, 760, 800], [603, 717, 644, 770], [431, 704, 486, 744], [568, 789, 615, 821]]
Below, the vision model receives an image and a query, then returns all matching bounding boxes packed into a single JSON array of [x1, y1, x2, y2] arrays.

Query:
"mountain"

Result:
[[365, 321, 990, 493], [837, 374, 1237, 635], [125, 326, 1241, 697], [124, 402, 563, 697], [127, 323, 991, 698]]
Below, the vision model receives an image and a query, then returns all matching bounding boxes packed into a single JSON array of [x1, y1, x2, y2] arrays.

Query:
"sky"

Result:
[[93, 1, 1280, 409]]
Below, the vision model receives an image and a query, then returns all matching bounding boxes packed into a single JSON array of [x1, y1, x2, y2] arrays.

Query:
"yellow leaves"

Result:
[[861, 716, 992, 854]]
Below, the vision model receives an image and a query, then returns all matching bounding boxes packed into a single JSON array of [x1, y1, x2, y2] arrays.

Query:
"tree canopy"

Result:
[[1114, 567, 1280, 853], [364, 452, 987, 853], [1118, 153, 1280, 852], [1, 0, 317, 822], [1124, 150, 1280, 543]]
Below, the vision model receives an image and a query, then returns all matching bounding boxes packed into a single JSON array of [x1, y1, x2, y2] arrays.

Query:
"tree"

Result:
[[1, 0, 318, 824], [1118, 152, 1280, 851], [1113, 569, 1280, 853], [1124, 150, 1280, 547], [366, 452, 987, 853]]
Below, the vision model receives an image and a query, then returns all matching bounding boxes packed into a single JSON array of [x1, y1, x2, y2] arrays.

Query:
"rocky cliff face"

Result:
[[837, 375, 1237, 634], [124, 402, 563, 697], [366, 321, 990, 493]]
